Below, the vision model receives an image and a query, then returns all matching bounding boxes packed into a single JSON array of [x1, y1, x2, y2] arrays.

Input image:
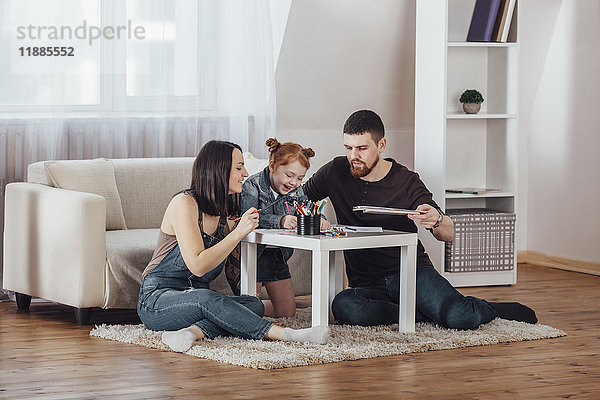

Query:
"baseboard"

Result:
[[518, 250, 600, 276]]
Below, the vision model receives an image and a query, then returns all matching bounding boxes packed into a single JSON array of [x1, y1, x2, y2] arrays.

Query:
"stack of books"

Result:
[[466, 0, 517, 43]]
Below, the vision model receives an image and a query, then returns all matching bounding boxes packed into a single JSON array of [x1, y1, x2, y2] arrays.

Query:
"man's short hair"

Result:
[[343, 110, 385, 144]]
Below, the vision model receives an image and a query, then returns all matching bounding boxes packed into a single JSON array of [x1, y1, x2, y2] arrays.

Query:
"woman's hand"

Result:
[[234, 207, 260, 237], [320, 217, 331, 230], [280, 215, 297, 229]]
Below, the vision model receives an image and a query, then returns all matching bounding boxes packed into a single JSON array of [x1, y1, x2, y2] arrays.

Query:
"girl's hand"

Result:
[[280, 215, 297, 229], [234, 207, 260, 237], [320, 218, 331, 230]]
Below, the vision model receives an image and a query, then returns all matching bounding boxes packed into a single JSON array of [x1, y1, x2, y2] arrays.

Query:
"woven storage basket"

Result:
[[445, 208, 515, 273]]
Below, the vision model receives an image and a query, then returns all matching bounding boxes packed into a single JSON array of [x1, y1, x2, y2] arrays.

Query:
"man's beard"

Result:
[[350, 157, 379, 178]]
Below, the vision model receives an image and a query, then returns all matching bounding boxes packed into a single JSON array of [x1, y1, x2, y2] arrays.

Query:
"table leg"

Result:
[[240, 242, 257, 296], [312, 250, 329, 327], [399, 244, 417, 333], [329, 251, 344, 322]]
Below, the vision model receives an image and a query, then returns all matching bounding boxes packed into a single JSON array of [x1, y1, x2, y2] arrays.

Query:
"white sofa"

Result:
[[2, 154, 313, 324]]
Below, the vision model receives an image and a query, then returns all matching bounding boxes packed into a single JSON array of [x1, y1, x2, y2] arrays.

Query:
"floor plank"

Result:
[[1, 264, 599, 399]]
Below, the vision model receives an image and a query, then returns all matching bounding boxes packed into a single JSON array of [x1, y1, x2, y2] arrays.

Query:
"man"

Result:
[[303, 110, 537, 329]]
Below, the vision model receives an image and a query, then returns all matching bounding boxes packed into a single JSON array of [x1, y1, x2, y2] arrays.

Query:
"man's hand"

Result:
[[320, 217, 331, 230], [408, 203, 454, 242], [407, 204, 440, 229], [280, 215, 297, 229]]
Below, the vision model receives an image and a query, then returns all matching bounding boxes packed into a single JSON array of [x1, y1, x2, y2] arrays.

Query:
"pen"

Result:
[[285, 202, 291, 215], [233, 194, 296, 222], [232, 208, 262, 222], [345, 227, 357, 231]]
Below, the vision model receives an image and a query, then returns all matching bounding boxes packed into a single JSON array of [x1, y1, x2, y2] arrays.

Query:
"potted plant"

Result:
[[459, 89, 484, 114]]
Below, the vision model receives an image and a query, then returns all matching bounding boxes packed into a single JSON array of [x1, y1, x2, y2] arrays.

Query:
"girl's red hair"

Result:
[[265, 138, 315, 170]]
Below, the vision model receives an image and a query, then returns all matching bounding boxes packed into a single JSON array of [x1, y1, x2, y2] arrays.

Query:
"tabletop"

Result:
[[242, 228, 418, 252]]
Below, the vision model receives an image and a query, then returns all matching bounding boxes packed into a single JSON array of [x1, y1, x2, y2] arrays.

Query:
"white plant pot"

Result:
[[462, 103, 481, 114]]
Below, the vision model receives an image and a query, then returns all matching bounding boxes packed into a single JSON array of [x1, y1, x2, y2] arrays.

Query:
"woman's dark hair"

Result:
[[188, 140, 243, 217]]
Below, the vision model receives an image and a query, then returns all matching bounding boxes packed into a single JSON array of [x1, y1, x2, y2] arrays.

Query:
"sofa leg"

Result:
[[16, 293, 32, 311], [74, 308, 92, 325]]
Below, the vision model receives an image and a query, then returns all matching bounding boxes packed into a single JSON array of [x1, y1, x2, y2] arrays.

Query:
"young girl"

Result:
[[241, 138, 330, 318], [137, 140, 329, 353]]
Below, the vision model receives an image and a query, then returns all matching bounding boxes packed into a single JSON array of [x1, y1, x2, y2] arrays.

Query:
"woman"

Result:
[[137, 140, 328, 353]]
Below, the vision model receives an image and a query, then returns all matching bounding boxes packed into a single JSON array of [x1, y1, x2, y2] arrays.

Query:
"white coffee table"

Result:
[[240, 229, 418, 333]]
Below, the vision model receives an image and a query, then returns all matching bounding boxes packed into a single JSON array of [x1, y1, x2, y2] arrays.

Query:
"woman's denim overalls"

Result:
[[137, 207, 272, 340]]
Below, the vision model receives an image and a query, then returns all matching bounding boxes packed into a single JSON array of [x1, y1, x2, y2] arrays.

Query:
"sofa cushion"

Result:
[[28, 162, 54, 186], [112, 158, 194, 229], [104, 228, 313, 308], [111, 154, 267, 230], [104, 228, 235, 308], [243, 152, 269, 176], [104, 229, 158, 308], [44, 158, 127, 230]]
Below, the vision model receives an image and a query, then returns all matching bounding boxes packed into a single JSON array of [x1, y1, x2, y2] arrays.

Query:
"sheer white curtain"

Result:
[[0, 0, 276, 299]]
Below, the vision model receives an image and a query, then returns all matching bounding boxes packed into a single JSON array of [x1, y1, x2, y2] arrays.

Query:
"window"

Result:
[[0, 0, 211, 112], [0, 0, 103, 107]]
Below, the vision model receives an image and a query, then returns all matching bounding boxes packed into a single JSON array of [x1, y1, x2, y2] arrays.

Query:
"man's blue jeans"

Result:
[[331, 265, 498, 330]]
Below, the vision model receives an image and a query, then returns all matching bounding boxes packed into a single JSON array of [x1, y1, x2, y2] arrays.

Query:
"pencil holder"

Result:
[[297, 214, 321, 235]]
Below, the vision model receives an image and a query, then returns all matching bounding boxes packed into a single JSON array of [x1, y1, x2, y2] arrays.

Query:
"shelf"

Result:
[[415, 0, 519, 287], [447, 41, 518, 48], [445, 192, 515, 199], [446, 112, 517, 119], [446, 46, 518, 115], [442, 269, 516, 288]]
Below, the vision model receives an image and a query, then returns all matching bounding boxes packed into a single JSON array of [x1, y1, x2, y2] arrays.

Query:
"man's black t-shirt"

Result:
[[303, 156, 440, 287]]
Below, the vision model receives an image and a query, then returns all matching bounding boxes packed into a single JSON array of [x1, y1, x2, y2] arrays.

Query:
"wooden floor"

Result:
[[1, 264, 599, 399]]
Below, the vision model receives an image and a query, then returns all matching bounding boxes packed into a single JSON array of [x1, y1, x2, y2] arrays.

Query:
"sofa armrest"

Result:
[[3, 182, 107, 308]]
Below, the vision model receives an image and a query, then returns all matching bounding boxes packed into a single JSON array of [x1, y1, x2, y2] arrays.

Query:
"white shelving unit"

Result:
[[414, 0, 519, 287]]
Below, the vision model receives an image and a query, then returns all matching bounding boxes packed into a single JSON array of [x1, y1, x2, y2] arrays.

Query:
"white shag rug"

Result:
[[90, 308, 566, 369]]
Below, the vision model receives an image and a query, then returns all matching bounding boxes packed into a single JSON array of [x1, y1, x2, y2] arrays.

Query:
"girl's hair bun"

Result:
[[303, 147, 315, 158], [265, 137, 281, 153], [266, 139, 315, 170]]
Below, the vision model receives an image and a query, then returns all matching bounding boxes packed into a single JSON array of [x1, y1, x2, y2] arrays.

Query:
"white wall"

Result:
[[520, 1, 600, 263], [276, 0, 600, 263], [516, 0, 564, 251], [275, 0, 416, 171]]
